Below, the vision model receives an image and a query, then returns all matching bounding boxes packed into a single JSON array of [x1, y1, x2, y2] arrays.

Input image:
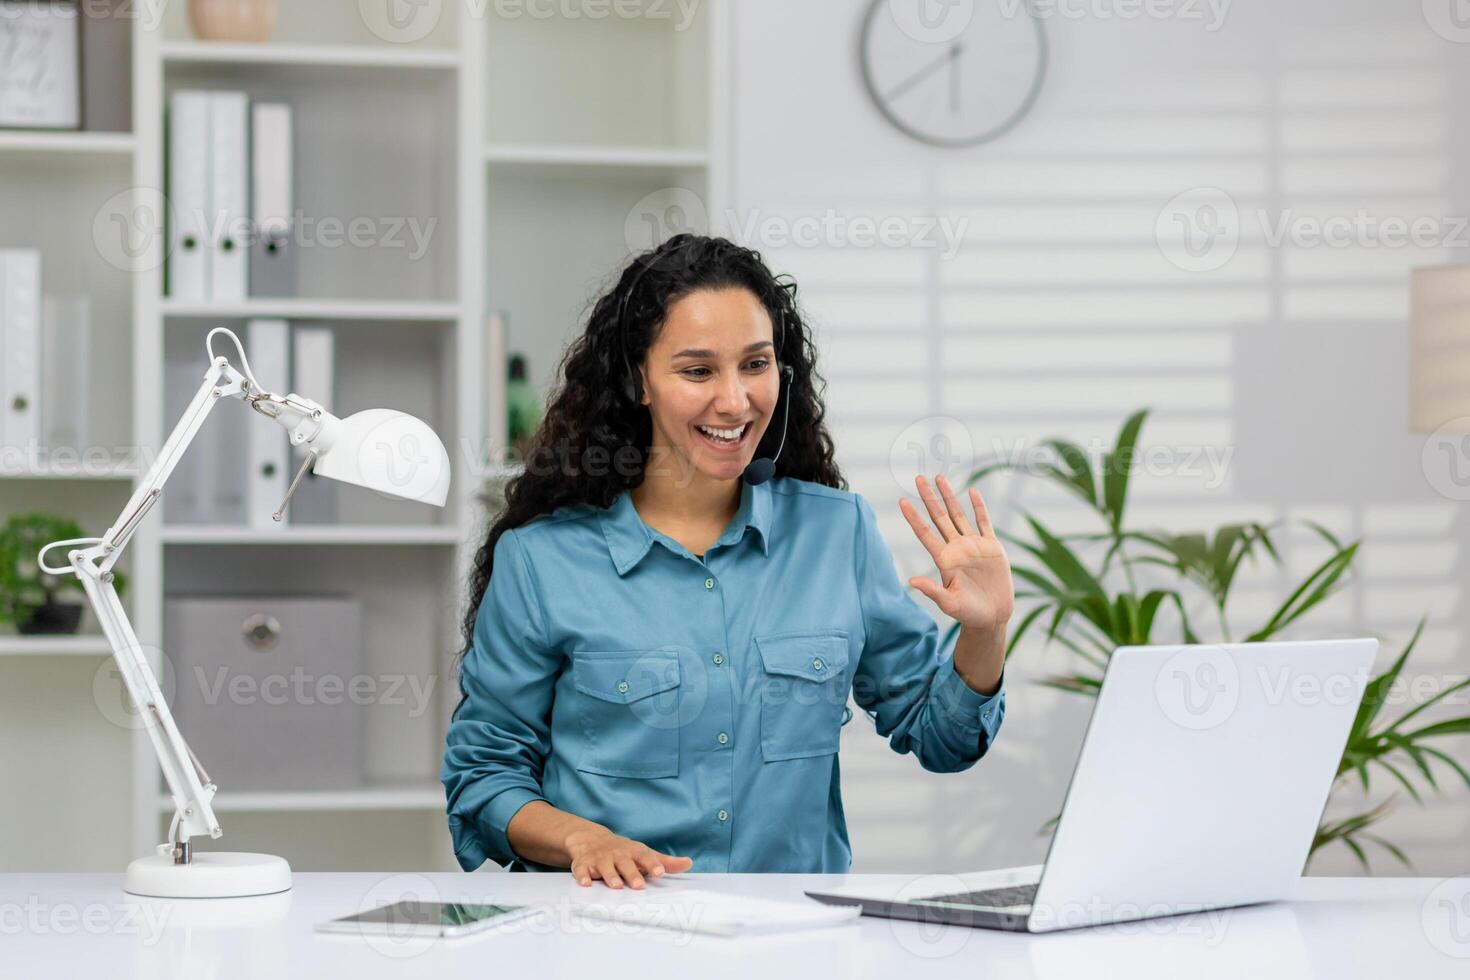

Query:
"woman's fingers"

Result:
[[656, 852, 694, 873], [573, 836, 691, 889], [615, 856, 646, 890], [915, 475, 958, 541], [597, 857, 624, 889], [935, 474, 975, 536], [637, 846, 691, 879], [908, 575, 944, 606], [969, 485, 995, 537], [899, 497, 945, 564]]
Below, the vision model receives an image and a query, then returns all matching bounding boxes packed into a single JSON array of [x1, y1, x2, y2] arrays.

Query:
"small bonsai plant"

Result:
[[0, 512, 125, 635]]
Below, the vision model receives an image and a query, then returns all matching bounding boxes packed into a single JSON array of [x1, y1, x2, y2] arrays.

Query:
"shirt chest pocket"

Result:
[[569, 650, 682, 778], [754, 630, 851, 762]]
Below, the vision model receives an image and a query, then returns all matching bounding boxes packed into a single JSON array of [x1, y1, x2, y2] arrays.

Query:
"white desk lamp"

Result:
[[37, 327, 452, 898]]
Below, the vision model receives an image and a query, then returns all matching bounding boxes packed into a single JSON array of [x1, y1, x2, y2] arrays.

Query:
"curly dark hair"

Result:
[[456, 234, 846, 684]]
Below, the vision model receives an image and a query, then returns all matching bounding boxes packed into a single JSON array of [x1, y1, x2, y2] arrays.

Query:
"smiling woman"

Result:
[[443, 235, 1011, 889]]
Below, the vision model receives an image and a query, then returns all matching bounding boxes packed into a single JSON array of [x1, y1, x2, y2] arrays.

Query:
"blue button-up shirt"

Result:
[[442, 475, 1006, 873]]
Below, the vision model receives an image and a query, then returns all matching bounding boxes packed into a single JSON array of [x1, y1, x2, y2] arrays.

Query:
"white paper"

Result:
[[568, 889, 862, 938]]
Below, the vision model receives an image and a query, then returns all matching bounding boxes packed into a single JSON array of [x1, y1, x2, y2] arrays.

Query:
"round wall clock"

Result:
[[860, 0, 1047, 148]]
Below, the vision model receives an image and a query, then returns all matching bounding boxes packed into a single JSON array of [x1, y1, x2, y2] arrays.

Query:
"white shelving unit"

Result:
[[158, 526, 464, 546], [0, 636, 116, 657], [159, 40, 460, 70], [1, 0, 726, 874], [160, 298, 462, 322], [0, 130, 136, 157]]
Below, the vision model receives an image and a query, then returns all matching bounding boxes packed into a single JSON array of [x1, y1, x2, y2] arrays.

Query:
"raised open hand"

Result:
[[898, 473, 1015, 633]]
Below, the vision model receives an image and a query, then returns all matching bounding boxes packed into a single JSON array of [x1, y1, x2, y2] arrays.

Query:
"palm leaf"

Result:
[[1101, 409, 1148, 533]]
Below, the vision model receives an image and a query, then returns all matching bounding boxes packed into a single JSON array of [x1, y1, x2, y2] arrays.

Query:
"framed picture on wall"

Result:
[[0, 1, 82, 130]]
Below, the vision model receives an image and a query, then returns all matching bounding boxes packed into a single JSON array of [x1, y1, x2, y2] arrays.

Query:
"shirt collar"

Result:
[[601, 478, 772, 575]]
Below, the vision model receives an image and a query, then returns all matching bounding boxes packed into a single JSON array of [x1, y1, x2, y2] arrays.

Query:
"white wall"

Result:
[[725, 0, 1470, 876]]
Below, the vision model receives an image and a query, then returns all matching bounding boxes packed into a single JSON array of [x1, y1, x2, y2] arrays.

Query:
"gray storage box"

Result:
[[165, 596, 365, 791]]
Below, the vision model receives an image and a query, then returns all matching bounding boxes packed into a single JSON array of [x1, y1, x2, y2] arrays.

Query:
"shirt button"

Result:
[[717, 731, 729, 745], [712, 652, 724, 665], [704, 577, 715, 590], [616, 681, 629, 694], [717, 809, 729, 822], [813, 658, 825, 671]]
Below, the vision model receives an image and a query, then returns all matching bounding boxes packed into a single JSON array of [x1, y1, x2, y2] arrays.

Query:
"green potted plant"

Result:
[[957, 409, 1470, 869], [0, 512, 125, 636]]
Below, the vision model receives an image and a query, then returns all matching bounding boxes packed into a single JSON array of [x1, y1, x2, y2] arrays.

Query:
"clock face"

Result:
[[860, 0, 1047, 148]]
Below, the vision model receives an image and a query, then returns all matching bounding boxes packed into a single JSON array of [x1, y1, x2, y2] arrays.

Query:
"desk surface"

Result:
[[3, 871, 1467, 978]]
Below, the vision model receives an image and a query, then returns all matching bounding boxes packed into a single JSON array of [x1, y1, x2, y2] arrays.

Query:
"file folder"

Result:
[[246, 319, 290, 527], [210, 92, 250, 302], [250, 102, 295, 297], [1, 250, 42, 453], [287, 325, 337, 523], [167, 91, 211, 300]]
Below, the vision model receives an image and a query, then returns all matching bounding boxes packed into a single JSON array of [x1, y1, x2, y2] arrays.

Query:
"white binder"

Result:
[[246, 319, 290, 527], [250, 102, 295, 297], [210, 92, 250, 302], [288, 325, 337, 523], [167, 91, 211, 300], [1, 250, 42, 453]]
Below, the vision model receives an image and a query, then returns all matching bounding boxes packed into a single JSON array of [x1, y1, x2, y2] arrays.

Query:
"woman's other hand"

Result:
[[565, 826, 694, 889]]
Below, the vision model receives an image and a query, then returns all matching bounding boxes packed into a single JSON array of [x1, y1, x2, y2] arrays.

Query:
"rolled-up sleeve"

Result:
[[850, 493, 1006, 773], [442, 528, 556, 870]]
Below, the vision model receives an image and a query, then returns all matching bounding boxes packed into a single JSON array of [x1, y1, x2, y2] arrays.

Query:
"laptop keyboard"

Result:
[[914, 883, 1039, 910]]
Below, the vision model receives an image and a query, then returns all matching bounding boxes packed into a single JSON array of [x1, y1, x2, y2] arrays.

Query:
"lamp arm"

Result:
[[94, 357, 251, 574], [38, 357, 254, 852], [75, 558, 220, 849]]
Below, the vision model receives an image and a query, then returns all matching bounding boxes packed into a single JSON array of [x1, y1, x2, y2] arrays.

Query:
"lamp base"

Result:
[[124, 851, 292, 898]]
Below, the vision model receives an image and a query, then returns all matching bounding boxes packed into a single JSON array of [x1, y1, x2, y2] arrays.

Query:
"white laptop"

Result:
[[806, 638, 1379, 932]]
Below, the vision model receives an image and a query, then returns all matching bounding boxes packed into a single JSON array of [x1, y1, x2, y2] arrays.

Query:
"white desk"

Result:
[[2, 872, 1465, 978]]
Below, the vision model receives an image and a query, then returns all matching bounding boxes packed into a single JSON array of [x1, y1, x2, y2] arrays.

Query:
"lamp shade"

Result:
[[1410, 265, 1470, 434], [311, 408, 452, 507]]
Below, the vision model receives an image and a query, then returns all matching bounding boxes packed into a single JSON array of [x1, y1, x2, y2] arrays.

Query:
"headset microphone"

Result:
[[743, 363, 793, 486]]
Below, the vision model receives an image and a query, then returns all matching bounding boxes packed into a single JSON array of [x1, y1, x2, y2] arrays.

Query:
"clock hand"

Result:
[[886, 44, 958, 102], [950, 41, 962, 113]]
